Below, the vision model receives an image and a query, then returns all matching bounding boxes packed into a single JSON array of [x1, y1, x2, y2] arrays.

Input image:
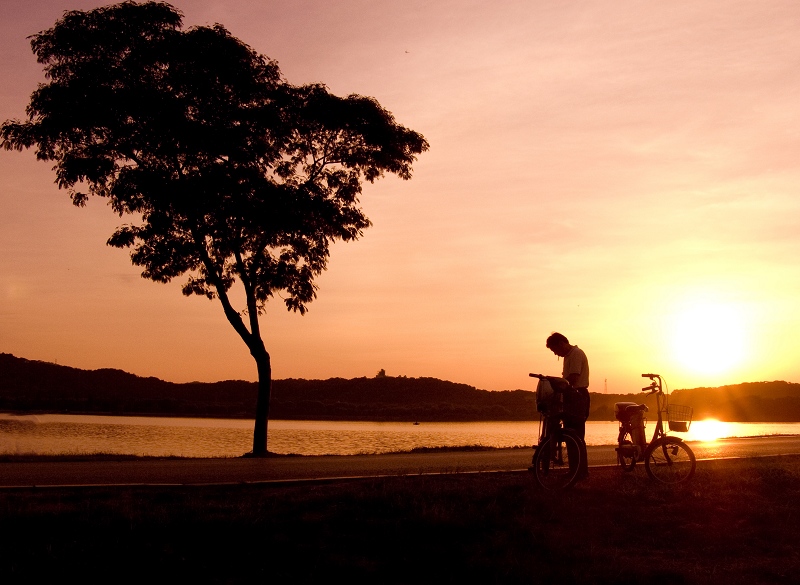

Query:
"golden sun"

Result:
[[670, 301, 748, 376]]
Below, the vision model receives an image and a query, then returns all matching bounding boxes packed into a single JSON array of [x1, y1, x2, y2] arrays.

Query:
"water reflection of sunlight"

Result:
[[688, 419, 729, 442]]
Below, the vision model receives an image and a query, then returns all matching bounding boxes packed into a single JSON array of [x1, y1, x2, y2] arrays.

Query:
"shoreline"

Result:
[[1, 433, 798, 464], [1, 436, 799, 488]]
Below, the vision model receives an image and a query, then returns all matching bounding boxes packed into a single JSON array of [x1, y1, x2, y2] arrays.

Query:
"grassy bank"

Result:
[[1, 456, 799, 584]]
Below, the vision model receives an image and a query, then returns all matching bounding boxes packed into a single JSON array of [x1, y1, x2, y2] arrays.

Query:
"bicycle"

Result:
[[528, 373, 587, 490], [615, 373, 696, 484]]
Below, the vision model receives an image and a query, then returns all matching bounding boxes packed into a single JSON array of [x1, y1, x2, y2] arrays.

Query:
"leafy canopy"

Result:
[[2, 1, 428, 318]]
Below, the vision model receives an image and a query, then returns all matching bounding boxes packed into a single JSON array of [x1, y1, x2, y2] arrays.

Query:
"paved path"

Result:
[[1, 435, 798, 488]]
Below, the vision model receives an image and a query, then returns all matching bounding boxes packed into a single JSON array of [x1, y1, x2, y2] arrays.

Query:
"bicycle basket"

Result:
[[667, 403, 693, 432]]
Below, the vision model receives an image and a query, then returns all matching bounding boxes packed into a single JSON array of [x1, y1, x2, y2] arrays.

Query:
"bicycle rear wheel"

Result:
[[644, 436, 696, 484], [532, 430, 582, 490]]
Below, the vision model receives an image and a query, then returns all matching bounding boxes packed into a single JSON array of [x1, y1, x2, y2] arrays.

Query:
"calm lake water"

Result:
[[1, 414, 799, 457]]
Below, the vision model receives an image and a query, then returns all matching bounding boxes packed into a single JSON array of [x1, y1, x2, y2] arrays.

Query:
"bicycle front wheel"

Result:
[[644, 436, 696, 484], [532, 430, 582, 490]]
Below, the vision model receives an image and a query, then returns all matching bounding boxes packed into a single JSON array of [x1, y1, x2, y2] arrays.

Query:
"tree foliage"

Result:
[[1, 1, 428, 454], [3, 1, 427, 315]]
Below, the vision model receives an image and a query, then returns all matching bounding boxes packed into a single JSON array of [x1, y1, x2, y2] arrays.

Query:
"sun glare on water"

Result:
[[687, 419, 729, 442], [669, 301, 748, 377]]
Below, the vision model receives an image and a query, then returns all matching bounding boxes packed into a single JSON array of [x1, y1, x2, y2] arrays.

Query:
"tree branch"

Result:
[[234, 248, 262, 340], [190, 227, 252, 344]]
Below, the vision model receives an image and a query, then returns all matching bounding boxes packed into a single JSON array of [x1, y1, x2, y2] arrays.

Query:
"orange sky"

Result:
[[2, 0, 800, 393]]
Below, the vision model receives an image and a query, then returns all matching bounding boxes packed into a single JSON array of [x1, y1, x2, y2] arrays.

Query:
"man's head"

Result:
[[546, 332, 571, 357]]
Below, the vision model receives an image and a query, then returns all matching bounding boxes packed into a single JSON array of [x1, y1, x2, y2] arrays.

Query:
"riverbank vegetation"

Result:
[[4, 353, 800, 422], [0, 455, 798, 583]]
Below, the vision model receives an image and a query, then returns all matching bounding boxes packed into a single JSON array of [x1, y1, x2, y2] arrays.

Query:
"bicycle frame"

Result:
[[616, 373, 696, 483], [642, 374, 669, 445], [537, 411, 564, 450], [529, 373, 585, 489], [619, 374, 667, 448], [618, 374, 671, 456], [529, 373, 570, 446]]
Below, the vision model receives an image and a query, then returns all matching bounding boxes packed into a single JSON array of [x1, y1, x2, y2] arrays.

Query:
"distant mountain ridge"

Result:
[[670, 383, 800, 422], [0, 353, 534, 421], [2, 353, 800, 422]]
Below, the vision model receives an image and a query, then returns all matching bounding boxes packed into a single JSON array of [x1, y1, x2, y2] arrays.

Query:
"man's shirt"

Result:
[[562, 345, 589, 389]]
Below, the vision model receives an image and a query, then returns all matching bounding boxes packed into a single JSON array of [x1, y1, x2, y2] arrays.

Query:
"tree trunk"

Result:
[[250, 347, 272, 456]]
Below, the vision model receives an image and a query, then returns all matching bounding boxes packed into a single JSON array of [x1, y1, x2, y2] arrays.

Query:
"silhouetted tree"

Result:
[[1, 1, 428, 455]]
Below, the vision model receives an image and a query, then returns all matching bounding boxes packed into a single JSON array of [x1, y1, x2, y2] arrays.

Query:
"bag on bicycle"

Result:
[[535, 376, 570, 413]]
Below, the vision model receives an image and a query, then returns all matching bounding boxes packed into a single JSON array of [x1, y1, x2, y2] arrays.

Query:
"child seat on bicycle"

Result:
[[615, 402, 649, 452], [614, 402, 648, 421]]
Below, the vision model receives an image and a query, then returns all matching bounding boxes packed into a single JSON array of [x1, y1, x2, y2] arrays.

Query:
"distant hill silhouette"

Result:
[[670, 383, 800, 422], [1, 353, 799, 422]]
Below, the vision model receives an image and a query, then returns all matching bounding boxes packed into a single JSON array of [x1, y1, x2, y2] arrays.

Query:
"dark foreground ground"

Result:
[[1, 455, 799, 584]]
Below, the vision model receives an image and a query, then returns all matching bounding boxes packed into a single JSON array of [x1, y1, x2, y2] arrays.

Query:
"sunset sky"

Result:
[[2, 0, 800, 393]]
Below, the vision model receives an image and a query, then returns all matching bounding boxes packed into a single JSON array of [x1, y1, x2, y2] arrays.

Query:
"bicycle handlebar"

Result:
[[533, 371, 663, 393], [641, 373, 662, 394], [529, 373, 561, 380]]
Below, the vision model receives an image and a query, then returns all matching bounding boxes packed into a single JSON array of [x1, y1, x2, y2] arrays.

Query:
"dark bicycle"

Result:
[[528, 373, 586, 490], [615, 373, 696, 484]]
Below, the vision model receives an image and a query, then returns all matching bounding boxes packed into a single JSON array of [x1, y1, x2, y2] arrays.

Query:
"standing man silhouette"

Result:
[[546, 332, 590, 479]]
